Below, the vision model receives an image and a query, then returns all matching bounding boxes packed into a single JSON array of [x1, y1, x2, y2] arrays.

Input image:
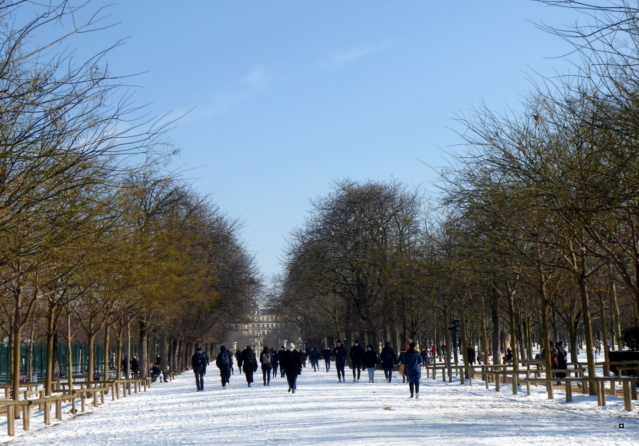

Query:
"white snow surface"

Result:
[[2, 365, 638, 445]]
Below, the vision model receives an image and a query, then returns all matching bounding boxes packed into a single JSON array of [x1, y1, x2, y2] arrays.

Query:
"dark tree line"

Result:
[[0, 1, 261, 399]]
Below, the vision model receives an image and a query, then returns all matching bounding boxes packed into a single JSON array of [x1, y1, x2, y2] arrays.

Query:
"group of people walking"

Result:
[[191, 340, 425, 399], [191, 343, 304, 393]]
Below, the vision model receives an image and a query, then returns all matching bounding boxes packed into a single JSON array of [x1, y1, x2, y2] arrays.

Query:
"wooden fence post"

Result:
[[565, 381, 572, 402], [44, 400, 51, 425], [7, 405, 15, 436], [56, 399, 63, 419], [22, 404, 30, 431], [623, 381, 632, 412]]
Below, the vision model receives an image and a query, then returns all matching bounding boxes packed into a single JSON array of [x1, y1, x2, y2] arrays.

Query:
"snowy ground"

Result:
[[2, 363, 638, 445]]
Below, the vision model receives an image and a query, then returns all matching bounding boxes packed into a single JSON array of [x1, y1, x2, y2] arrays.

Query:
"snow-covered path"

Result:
[[3, 366, 638, 445]]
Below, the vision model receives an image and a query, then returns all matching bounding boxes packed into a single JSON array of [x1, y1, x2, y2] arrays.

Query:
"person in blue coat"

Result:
[[401, 342, 424, 399]]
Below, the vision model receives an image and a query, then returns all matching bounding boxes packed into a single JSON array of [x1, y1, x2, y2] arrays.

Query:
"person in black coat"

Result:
[[241, 346, 258, 387], [350, 340, 365, 382], [363, 345, 378, 383], [380, 342, 398, 383], [309, 347, 320, 372], [131, 356, 140, 377], [236, 349, 243, 375], [467, 344, 476, 365], [216, 345, 233, 389], [322, 347, 332, 372], [278, 346, 286, 377], [260, 346, 273, 386], [271, 348, 279, 378], [191, 346, 209, 391], [333, 342, 347, 382], [281, 343, 302, 393]]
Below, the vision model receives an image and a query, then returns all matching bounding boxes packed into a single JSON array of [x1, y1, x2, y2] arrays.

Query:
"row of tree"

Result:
[[275, 1, 639, 395], [0, 1, 260, 400]]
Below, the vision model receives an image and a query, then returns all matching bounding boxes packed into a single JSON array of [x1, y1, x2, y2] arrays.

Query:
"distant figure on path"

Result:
[[467, 344, 476, 365], [281, 343, 303, 393], [271, 348, 279, 378], [363, 345, 378, 383], [322, 347, 332, 372], [594, 338, 601, 355], [278, 346, 286, 377], [216, 345, 233, 389], [131, 357, 140, 377], [260, 346, 272, 386], [333, 342, 347, 382], [236, 349, 243, 375], [191, 346, 209, 391], [398, 350, 407, 383], [350, 340, 365, 382], [310, 347, 321, 372], [401, 342, 424, 399], [380, 342, 397, 383], [241, 345, 258, 387]]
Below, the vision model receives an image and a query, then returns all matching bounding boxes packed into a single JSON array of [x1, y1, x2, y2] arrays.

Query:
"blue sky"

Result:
[[52, 1, 578, 279]]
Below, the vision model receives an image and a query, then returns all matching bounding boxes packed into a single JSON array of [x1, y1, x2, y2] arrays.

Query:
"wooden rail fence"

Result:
[[0, 377, 149, 437]]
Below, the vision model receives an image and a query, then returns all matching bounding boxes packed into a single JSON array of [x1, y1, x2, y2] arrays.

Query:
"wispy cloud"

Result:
[[324, 44, 387, 70], [242, 66, 271, 90], [176, 91, 250, 124]]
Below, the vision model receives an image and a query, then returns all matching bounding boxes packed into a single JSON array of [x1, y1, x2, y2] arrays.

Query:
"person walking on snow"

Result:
[[241, 345, 258, 387], [216, 345, 233, 389], [271, 348, 279, 378], [401, 342, 424, 399], [350, 340, 365, 382], [322, 347, 332, 372], [363, 345, 378, 383], [309, 347, 320, 372], [191, 346, 209, 391], [235, 348, 243, 375], [380, 342, 397, 383], [278, 346, 286, 378], [260, 346, 273, 386], [281, 343, 302, 393], [333, 342, 347, 382]]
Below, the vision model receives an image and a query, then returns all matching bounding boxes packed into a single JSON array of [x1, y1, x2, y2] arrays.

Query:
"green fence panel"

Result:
[[0, 342, 106, 383], [0, 343, 9, 383]]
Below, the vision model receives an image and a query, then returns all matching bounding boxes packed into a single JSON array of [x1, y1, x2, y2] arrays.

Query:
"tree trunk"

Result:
[[11, 323, 23, 401], [87, 331, 96, 382], [67, 311, 74, 395], [115, 323, 123, 379], [45, 306, 58, 395], [103, 323, 111, 381], [491, 287, 501, 365], [611, 282, 622, 350], [139, 320, 148, 379], [577, 274, 597, 396]]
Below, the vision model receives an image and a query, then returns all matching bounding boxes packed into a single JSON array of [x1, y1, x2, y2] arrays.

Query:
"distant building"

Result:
[[227, 308, 295, 350]]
